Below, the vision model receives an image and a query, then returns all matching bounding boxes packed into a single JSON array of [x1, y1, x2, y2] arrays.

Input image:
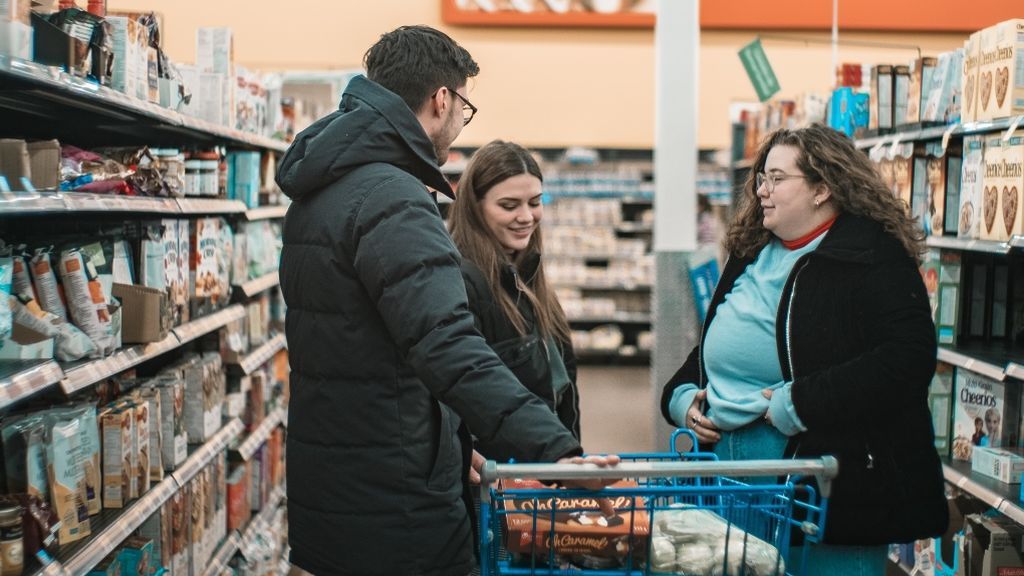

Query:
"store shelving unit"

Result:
[[41, 419, 244, 576], [235, 271, 280, 299], [0, 55, 288, 152], [234, 405, 287, 461], [0, 48, 292, 576], [0, 359, 64, 409], [854, 125, 1024, 541], [232, 334, 287, 376]]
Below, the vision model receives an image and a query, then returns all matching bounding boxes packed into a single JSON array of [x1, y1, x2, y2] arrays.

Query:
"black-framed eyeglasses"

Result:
[[447, 87, 477, 126], [756, 171, 805, 194]]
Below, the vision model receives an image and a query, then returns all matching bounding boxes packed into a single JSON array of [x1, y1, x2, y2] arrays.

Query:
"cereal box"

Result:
[[962, 32, 982, 124], [959, 135, 985, 238], [977, 19, 1024, 122], [982, 135, 1005, 241], [998, 132, 1024, 240], [952, 368, 1019, 462]]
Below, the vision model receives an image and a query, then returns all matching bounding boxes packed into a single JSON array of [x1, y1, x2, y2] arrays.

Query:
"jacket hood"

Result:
[[275, 75, 453, 201]]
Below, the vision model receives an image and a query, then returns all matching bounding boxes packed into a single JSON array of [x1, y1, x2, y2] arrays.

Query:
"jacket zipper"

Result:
[[781, 258, 812, 461]]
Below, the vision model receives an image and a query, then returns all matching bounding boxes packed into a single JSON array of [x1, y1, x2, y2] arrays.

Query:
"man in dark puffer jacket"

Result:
[[277, 26, 611, 576]]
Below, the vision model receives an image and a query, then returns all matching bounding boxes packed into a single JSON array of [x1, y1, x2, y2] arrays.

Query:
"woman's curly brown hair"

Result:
[[726, 124, 926, 263]]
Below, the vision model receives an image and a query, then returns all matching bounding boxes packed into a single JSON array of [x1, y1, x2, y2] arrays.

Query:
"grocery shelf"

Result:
[[854, 117, 1019, 150], [239, 483, 286, 551], [172, 419, 244, 487], [615, 222, 654, 233], [233, 334, 287, 376], [926, 235, 1017, 255], [546, 251, 649, 260], [732, 158, 755, 171], [234, 406, 286, 461], [57, 419, 242, 576], [1007, 363, 1024, 381], [0, 192, 88, 215], [202, 532, 241, 576], [176, 198, 248, 215], [554, 281, 653, 291], [236, 271, 280, 299], [173, 305, 247, 345], [0, 55, 287, 153], [0, 192, 259, 216], [244, 205, 289, 221], [937, 345, 1013, 382], [942, 456, 1024, 526], [0, 359, 64, 409], [61, 333, 180, 395], [567, 313, 652, 324]]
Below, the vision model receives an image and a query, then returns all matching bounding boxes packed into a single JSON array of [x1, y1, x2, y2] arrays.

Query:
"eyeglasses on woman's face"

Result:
[[755, 171, 806, 194]]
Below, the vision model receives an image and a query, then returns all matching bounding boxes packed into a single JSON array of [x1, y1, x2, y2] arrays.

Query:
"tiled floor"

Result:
[[576, 365, 656, 454]]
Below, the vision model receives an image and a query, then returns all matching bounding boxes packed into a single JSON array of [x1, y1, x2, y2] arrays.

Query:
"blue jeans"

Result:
[[713, 420, 887, 576]]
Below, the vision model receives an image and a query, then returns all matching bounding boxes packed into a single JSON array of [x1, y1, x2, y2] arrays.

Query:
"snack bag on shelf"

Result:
[[45, 417, 91, 545], [58, 248, 114, 356], [29, 248, 67, 321]]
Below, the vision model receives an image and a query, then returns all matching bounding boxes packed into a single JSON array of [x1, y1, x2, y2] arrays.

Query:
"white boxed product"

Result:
[[952, 367, 1019, 462], [976, 19, 1024, 122], [959, 135, 985, 239], [972, 446, 1024, 484], [0, 20, 31, 60]]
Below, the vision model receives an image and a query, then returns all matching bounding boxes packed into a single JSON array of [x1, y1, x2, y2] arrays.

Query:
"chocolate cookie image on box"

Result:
[[1004, 185, 1019, 236], [984, 185, 998, 233], [965, 73, 976, 114], [996, 66, 1009, 109], [981, 70, 992, 111]]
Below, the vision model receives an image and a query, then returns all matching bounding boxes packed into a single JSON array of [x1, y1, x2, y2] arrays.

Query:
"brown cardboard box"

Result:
[[112, 283, 171, 344], [27, 140, 59, 190], [0, 139, 30, 187]]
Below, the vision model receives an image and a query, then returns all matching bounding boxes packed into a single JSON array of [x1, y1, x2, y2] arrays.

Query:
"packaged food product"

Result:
[[29, 249, 66, 322], [45, 418, 91, 545], [58, 249, 113, 355]]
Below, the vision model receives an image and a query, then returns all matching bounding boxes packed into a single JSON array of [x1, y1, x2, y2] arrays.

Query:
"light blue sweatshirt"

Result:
[[669, 234, 826, 436]]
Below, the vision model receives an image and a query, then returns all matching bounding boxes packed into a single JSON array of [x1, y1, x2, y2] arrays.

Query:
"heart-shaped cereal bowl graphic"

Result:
[[984, 185, 998, 233], [996, 66, 1009, 109], [965, 74, 976, 113], [981, 70, 993, 112], [1004, 185, 1019, 235]]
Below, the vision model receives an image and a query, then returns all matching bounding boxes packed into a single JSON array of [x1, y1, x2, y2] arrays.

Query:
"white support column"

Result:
[[654, 0, 699, 253], [652, 0, 700, 450]]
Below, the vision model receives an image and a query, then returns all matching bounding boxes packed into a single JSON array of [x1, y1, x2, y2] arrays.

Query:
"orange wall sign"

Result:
[[443, 0, 1020, 32]]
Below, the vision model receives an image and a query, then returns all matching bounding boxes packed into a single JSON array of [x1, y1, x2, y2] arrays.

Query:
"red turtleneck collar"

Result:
[[782, 215, 837, 250]]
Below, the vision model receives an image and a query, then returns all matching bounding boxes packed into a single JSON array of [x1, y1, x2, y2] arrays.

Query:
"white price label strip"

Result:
[[942, 123, 960, 151], [887, 135, 903, 160], [1003, 115, 1024, 142]]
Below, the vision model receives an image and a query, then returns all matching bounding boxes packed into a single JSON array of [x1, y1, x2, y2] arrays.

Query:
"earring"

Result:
[[814, 199, 821, 207]]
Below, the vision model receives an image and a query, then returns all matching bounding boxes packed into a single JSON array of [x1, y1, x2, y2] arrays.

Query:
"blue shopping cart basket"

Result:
[[477, 433, 837, 576]]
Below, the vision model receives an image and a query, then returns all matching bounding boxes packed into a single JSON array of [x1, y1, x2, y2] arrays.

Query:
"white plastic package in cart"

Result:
[[651, 504, 785, 576]]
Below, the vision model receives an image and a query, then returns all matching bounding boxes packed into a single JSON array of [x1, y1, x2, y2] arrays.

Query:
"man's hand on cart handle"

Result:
[[554, 454, 622, 490], [686, 389, 721, 444], [468, 450, 486, 485]]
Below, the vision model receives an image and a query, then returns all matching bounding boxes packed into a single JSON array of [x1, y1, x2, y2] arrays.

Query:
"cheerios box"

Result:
[[959, 135, 985, 239], [981, 135, 1005, 241], [976, 19, 1024, 122], [961, 32, 982, 125]]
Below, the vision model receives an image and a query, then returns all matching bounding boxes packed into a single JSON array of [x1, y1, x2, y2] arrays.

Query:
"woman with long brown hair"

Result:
[[661, 124, 947, 574], [449, 140, 580, 458]]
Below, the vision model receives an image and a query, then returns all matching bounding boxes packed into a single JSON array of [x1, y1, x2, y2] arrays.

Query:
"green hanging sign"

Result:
[[738, 38, 781, 102]]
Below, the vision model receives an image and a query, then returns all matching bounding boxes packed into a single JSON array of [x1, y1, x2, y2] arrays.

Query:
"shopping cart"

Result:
[[477, 431, 838, 576]]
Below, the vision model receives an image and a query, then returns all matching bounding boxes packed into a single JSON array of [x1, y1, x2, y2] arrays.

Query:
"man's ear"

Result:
[[429, 86, 449, 119]]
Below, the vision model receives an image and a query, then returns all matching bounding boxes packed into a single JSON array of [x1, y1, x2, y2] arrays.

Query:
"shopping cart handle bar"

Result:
[[481, 457, 839, 489]]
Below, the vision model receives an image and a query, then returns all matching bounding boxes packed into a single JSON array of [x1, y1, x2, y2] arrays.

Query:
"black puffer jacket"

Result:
[[660, 213, 948, 545], [277, 75, 582, 576], [460, 254, 581, 452]]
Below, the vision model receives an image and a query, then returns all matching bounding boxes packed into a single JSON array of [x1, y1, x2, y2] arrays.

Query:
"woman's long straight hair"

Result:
[[448, 140, 570, 343]]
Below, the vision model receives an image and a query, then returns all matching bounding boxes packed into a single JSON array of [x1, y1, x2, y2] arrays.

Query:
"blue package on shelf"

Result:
[[227, 151, 261, 209]]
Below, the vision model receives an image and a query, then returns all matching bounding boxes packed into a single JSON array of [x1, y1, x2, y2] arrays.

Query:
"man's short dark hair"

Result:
[[363, 25, 480, 115]]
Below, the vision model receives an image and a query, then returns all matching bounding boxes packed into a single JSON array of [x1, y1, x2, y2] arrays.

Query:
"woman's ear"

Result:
[[814, 184, 832, 206]]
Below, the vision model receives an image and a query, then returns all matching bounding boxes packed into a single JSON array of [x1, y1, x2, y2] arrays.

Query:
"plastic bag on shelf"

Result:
[[11, 295, 96, 362], [58, 249, 114, 356], [11, 246, 36, 301], [30, 248, 68, 322]]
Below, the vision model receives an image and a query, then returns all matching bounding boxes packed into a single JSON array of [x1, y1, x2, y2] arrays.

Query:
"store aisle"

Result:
[[577, 365, 655, 454]]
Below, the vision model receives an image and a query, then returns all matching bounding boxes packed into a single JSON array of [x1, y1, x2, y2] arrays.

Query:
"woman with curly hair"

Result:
[[660, 124, 947, 574]]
